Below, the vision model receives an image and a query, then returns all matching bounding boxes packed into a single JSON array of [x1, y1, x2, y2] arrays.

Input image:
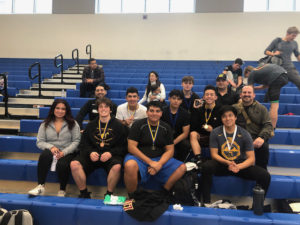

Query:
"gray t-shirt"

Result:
[[209, 125, 253, 163], [265, 37, 299, 69], [248, 64, 287, 86]]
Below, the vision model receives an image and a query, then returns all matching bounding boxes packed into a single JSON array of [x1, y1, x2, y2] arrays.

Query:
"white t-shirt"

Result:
[[116, 102, 147, 127]]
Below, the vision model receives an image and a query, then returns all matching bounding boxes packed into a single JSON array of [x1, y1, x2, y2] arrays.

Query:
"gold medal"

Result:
[[147, 119, 160, 151], [100, 142, 105, 148], [203, 124, 208, 129], [98, 119, 109, 147]]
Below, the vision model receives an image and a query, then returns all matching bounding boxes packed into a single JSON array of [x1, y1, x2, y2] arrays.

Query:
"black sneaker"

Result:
[[79, 192, 91, 199]]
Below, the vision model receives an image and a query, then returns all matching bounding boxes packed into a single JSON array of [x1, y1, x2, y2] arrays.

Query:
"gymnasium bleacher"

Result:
[[1, 57, 300, 224]]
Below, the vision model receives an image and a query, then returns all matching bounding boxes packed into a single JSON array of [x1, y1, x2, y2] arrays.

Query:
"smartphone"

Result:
[[194, 99, 204, 107]]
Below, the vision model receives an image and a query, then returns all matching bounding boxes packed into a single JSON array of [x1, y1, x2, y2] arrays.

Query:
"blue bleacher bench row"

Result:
[[0, 158, 299, 199], [1, 193, 299, 225], [2, 134, 300, 169]]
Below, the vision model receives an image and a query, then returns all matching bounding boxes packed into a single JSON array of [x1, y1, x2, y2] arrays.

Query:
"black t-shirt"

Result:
[[128, 118, 173, 158], [216, 88, 240, 106], [180, 91, 200, 113], [190, 104, 222, 136], [161, 107, 190, 139]]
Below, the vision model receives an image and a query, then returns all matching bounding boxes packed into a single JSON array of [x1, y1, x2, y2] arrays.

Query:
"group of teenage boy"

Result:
[[73, 71, 274, 204], [56, 26, 300, 203]]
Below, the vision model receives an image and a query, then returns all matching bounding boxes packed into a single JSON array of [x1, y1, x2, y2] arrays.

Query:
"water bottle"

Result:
[[252, 185, 265, 215], [50, 155, 58, 172]]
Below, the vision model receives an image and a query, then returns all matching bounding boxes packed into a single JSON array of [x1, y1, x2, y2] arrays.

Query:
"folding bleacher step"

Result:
[[0, 107, 38, 117], [43, 78, 81, 84], [0, 119, 19, 129], [0, 119, 20, 134], [53, 74, 82, 79], [17, 90, 63, 97], [31, 83, 76, 90], [7, 97, 54, 106]]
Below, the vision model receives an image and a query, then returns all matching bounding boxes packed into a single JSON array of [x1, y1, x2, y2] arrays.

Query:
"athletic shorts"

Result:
[[73, 154, 122, 176], [268, 73, 289, 102], [124, 154, 183, 185]]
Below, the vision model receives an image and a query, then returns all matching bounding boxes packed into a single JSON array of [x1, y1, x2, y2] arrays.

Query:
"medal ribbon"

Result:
[[223, 125, 237, 151], [205, 107, 214, 124], [127, 104, 136, 117], [147, 119, 160, 147], [98, 119, 109, 141]]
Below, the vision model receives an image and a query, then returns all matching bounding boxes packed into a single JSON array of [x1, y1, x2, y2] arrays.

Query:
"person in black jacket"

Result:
[[80, 58, 105, 97], [190, 85, 222, 165], [76, 83, 117, 131], [70, 97, 128, 198]]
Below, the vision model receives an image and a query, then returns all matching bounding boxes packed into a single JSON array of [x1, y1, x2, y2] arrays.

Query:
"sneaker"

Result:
[[57, 190, 66, 197], [78, 191, 91, 199], [28, 184, 45, 196]]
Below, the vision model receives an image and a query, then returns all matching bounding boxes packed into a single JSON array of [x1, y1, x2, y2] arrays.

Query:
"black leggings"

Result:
[[37, 149, 76, 190], [201, 159, 271, 203]]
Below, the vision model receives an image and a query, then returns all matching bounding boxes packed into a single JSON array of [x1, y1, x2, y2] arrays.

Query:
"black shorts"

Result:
[[73, 154, 122, 176], [268, 73, 289, 102]]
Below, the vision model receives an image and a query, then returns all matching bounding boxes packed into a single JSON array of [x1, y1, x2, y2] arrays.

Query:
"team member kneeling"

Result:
[[124, 101, 186, 197], [201, 105, 271, 204]]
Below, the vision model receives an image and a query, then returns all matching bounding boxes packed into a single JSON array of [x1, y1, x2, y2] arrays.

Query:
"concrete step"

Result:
[[32, 83, 76, 89], [17, 90, 64, 97]]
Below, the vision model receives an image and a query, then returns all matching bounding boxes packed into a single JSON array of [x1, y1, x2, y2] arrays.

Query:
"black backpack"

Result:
[[171, 165, 201, 206]]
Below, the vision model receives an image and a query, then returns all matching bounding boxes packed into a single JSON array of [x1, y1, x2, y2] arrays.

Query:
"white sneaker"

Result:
[[28, 184, 45, 196], [57, 190, 66, 197]]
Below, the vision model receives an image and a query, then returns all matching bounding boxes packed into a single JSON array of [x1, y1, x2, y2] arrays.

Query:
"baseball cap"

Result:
[[216, 73, 227, 81]]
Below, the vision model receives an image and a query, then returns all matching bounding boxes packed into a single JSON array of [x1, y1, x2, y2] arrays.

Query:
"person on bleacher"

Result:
[[80, 58, 105, 97], [76, 83, 117, 131], [233, 85, 274, 170], [190, 85, 222, 166], [70, 97, 127, 198], [124, 101, 186, 197], [200, 105, 271, 205], [222, 58, 244, 92], [215, 73, 240, 106], [180, 76, 200, 113], [116, 87, 147, 128], [264, 26, 300, 91], [246, 64, 288, 128], [139, 71, 166, 105], [28, 99, 81, 197], [161, 89, 191, 162]]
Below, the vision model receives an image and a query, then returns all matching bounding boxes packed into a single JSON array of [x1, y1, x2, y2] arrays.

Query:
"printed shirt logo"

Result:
[[123, 199, 135, 211], [221, 137, 240, 161]]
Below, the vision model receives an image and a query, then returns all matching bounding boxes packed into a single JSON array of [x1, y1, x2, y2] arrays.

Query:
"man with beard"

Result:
[[233, 85, 274, 170], [76, 83, 117, 131]]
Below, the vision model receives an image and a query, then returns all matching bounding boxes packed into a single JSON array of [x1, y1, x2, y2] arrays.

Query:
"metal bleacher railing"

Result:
[[0, 72, 9, 118], [72, 48, 80, 74], [28, 62, 42, 97], [86, 44, 92, 59], [54, 54, 64, 84]]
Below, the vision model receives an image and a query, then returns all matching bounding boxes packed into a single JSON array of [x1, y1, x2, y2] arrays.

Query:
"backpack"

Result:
[[171, 162, 201, 206], [0, 208, 33, 225]]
